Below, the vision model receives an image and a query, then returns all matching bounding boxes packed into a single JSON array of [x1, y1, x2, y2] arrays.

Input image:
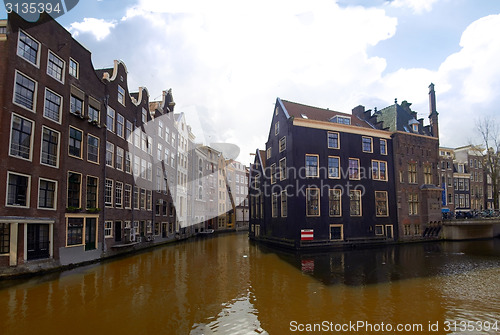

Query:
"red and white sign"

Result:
[[301, 229, 314, 241]]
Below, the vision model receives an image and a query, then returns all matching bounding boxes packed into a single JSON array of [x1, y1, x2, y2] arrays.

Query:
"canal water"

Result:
[[1, 233, 500, 335]]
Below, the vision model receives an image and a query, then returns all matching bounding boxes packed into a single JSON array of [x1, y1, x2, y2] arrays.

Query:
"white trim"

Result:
[[8, 112, 35, 162], [13, 70, 38, 112], [17, 29, 41, 68], [43, 87, 63, 124], [5, 171, 31, 208], [46, 49, 66, 84], [40, 125, 61, 169]]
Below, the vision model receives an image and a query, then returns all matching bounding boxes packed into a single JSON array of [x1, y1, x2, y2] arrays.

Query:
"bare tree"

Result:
[[477, 117, 500, 210]]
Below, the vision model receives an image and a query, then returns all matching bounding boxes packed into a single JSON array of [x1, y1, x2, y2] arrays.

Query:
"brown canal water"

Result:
[[1, 232, 500, 335]]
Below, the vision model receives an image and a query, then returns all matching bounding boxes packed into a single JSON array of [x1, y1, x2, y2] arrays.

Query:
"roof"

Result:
[[281, 100, 373, 128]]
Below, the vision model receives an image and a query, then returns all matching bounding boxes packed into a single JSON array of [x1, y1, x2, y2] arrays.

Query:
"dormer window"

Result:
[[331, 115, 351, 125], [412, 124, 418, 132]]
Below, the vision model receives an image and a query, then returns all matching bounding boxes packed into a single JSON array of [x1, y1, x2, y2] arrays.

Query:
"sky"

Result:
[[3, 0, 500, 165]]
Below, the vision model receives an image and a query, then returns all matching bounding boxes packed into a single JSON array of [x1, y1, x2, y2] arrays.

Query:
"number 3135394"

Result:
[[5, 2, 62, 14]]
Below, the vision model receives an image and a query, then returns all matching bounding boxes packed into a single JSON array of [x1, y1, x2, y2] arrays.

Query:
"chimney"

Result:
[[428, 83, 439, 138], [429, 83, 437, 114]]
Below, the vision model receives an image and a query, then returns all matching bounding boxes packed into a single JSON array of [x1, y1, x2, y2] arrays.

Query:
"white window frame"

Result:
[[40, 126, 60, 168], [43, 87, 63, 124], [17, 29, 40, 67], [47, 49, 65, 84], [6, 171, 31, 208], [13, 70, 38, 112], [9, 113, 34, 161]]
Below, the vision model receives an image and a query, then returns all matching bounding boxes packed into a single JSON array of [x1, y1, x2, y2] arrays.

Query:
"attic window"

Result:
[[412, 124, 418, 132], [331, 115, 350, 125], [301, 114, 308, 119]]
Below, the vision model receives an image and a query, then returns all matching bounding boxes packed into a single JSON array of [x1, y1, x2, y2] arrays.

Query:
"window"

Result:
[[157, 143, 163, 161], [305, 154, 319, 177], [140, 189, 146, 209], [306, 188, 320, 216], [408, 193, 418, 215], [41, 127, 60, 167], [69, 58, 79, 78], [67, 218, 83, 246], [329, 189, 341, 216], [328, 132, 339, 149], [330, 225, 343, 240], [279, 158, 287, 180], [372, 160, 387, 181], [424, 164, 432, 184], [272, 193, 278, 218], [105, 179, 113, 207], [331, 115, 350, 125], [147, 190, 153, 211], [67, 172, 81, 208], [375, 225, 384, 236], [70, 94, 83, 115], [9, 114, 33, 160], [375, 191, 388, 216], [47, 50, 65, 82], [87, 135, 99, 163], [142, 108, 147, 123], [0, 223, 10, 254], [133, 186, 139, 209], [275, 122, 279, 135], [105, 221, 113, 238], [115, 181, 123, 208], [270, 163, 276, 184], [38, 178, 57, 209], [267, 147, 271, 159], [281, 190, 287, 217], [279, 136, 286, 152], [86, 176, 98, 209], [380, 139, 387, 155], [7, 172, 30, 207], [106, 107, 115, 132], [328, 156, 340, 179], [106, 142, 114, 167], [88, 105, 99, 123], [362, 136, 373, 153], [124, 184, 132, 209], [14, 71, 37, 111], [69, 127, 83, 158], [44, 88, 62, 123], [349, 158, 360, 180], [408, 163, 417, 184], [125, 152, 132, 174], [158, 120, 164, 139], [17, 30, 40, 65], [116, 113, 124, 138], [116, 147, 124, 170], [349, 189, 362, 216], [118, 85, 125, 105], [126, 120, 133, 142]]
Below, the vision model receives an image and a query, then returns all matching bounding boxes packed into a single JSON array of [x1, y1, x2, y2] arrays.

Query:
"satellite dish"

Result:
[[210, 142, 240, 160]]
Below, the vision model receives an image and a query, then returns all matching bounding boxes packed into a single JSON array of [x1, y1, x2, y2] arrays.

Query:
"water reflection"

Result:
[[0, 234, 499, 335], [263, 239, 500, 286]]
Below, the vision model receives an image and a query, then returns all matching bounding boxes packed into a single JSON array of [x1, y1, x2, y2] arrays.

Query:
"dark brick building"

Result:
[[250, 85, 442, 248]]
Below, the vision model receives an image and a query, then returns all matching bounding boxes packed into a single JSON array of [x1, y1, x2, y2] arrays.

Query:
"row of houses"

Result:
[[249, 87, 444, 248], [0, 13, 248, 274], [439, 145, 495, 214]]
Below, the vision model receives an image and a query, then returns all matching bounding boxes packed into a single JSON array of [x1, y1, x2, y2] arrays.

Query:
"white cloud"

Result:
[[68, 18, 117, 41], [389, 0, 440, 13], [67, 1, 500, 162]]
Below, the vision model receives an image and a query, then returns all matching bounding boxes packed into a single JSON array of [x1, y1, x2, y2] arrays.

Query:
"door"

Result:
[[385, 225, 394, 239], [162, 222, 167, 238], [85, 218, 96, 251], [115, 221, 122, 242], [27, 224, 50, 260]]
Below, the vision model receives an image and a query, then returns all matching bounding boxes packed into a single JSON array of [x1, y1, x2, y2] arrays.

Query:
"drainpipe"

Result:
[[102, 93, 109, 254]]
